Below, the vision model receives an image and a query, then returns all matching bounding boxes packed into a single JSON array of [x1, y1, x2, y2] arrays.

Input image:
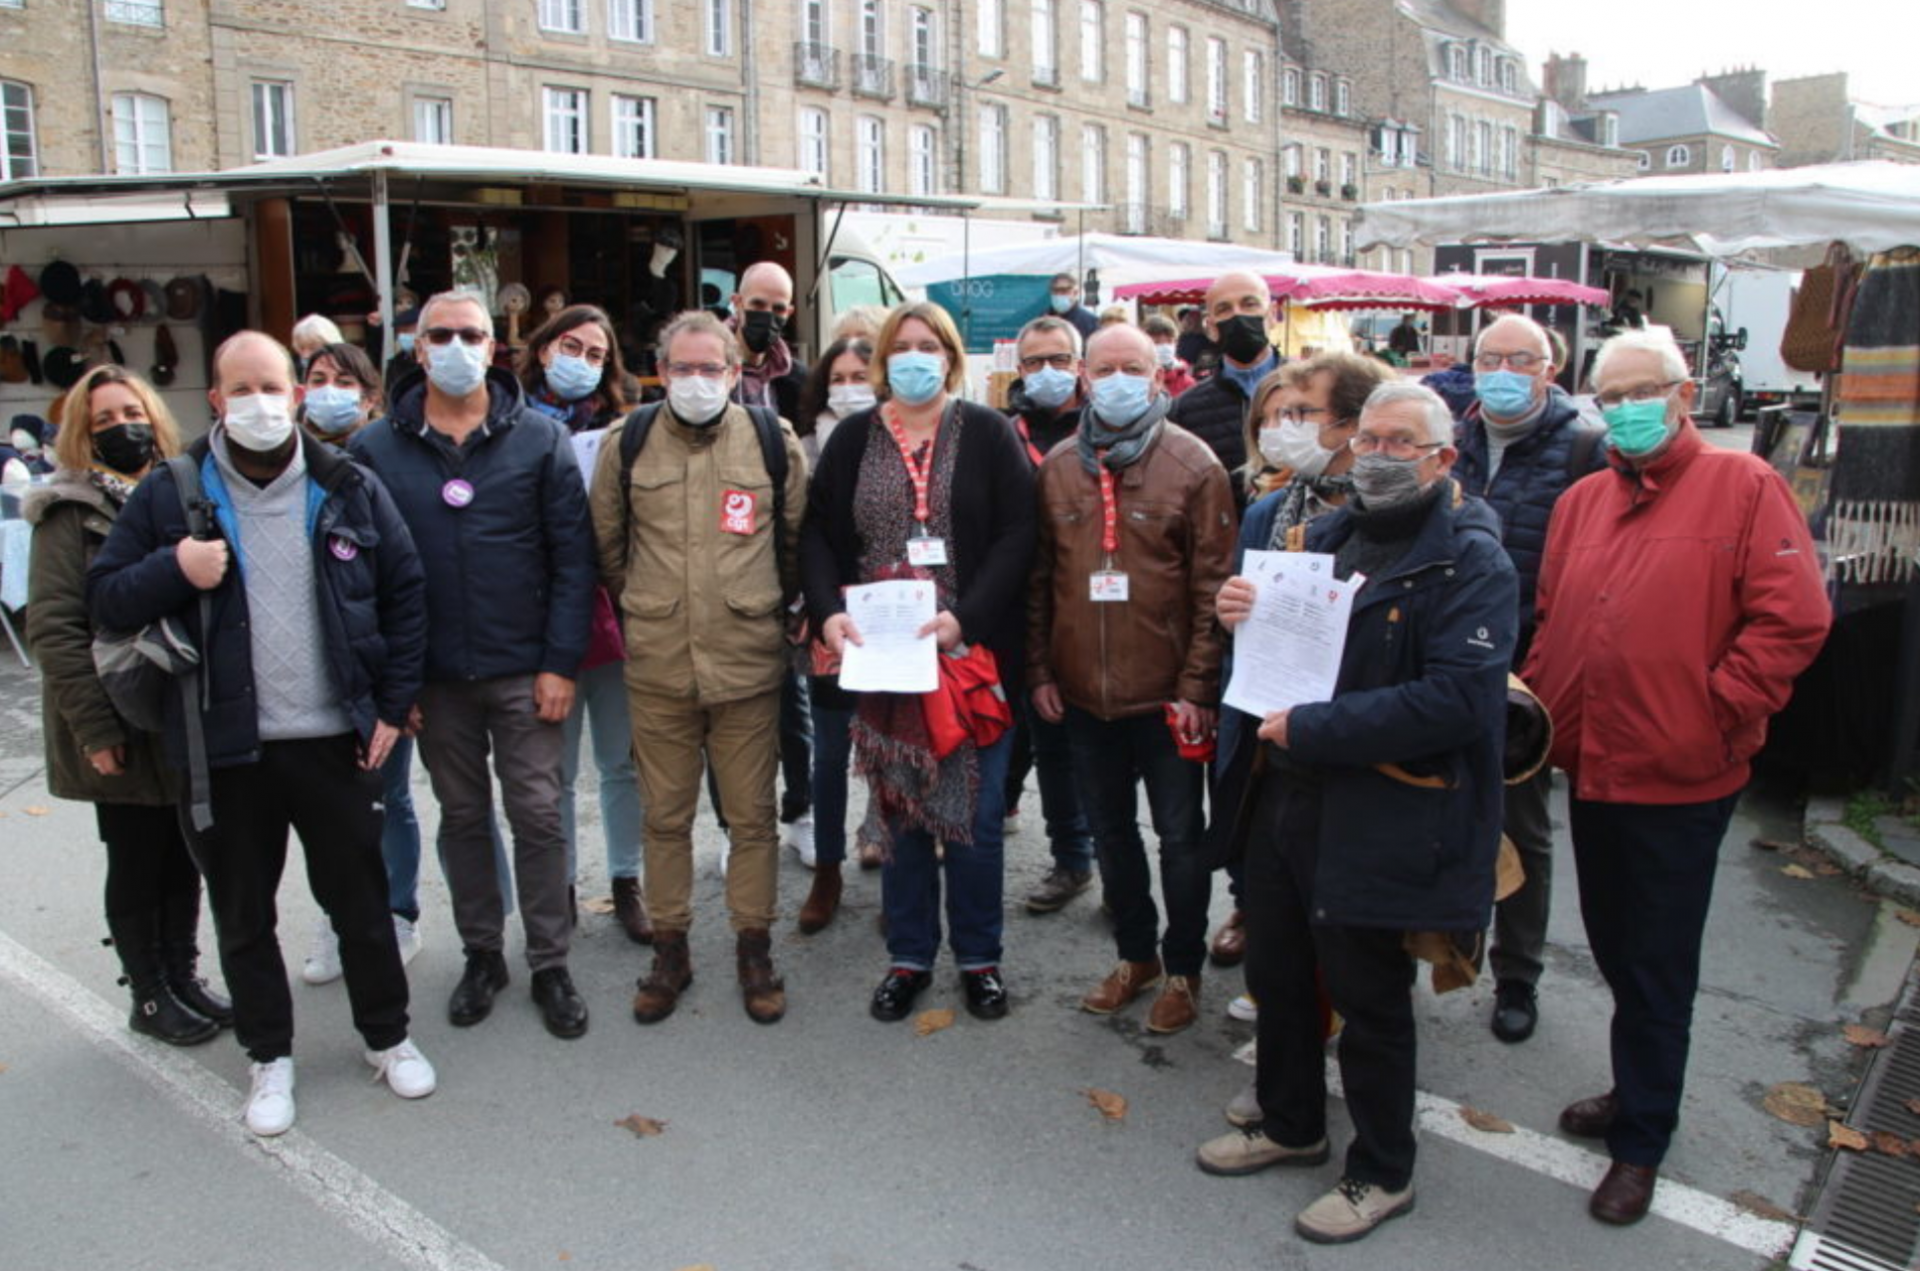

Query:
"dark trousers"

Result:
[[1245, 768, 1418, 1191], [882, 731, 1014, 971], [97, 801, 201, 921], [810, 698, 854, 866], [1006, 697, 1095, 873], [1570, 792, 1739, 1167], [1489, 767, 1554, 987], [1064, 707, 1210, 976], [180, 735, 409, 1063]]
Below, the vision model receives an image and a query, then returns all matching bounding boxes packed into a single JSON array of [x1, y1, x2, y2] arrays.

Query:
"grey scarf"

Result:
[[1076, 393, 1172, 474]]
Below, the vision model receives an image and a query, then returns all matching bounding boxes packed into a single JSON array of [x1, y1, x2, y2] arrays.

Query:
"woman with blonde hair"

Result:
[[24, 365, 230, 1044]]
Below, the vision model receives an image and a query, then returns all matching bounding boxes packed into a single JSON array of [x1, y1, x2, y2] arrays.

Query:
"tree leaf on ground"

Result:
[[1843, 1024, 1892, 1049], [914, 1008, 956, 1037], [22, 806, 48, 817], [1082, 1088, 1128, 1121], [1781, 864, 1816, 880], [1750, 838, 1797, 853], [1895, 909, 1920, 929], [1904, 1097, 1920, 1117], [580, 895, 615, 915], [614, 1113, 667, 1138], [1459, 1106, 1515, 1133], [1811, 860, 1843, 877], [1871, 1131, 1910, 1158], [1829, 1121, 1871, 1152], [1762, 1082, 1829, 1127], [1728, 1190, 1798, 1223]]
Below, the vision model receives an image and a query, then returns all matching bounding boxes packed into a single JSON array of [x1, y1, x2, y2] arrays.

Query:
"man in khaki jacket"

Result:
[[1028, 323, 1236, 1036], [588, 310, 807, 1025]]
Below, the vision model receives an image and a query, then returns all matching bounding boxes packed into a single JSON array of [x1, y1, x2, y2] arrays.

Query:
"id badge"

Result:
[[1090, 570, 1130, 602], [907, 535, 949, 567]]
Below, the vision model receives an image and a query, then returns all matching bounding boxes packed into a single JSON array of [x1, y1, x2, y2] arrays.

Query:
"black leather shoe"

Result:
[[870, 968, 932, 1022], [531, 967, 589, 1039], [961, 967, 1010, 1020], [1559, 1091, 1618, 1140], [447, 950, 509, 1027], [1490, 980, 1538, 1044]]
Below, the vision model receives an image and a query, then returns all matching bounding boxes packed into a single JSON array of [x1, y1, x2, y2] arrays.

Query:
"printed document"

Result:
[[1223, 551, 1362, 718], [837, 579, 940, 693]]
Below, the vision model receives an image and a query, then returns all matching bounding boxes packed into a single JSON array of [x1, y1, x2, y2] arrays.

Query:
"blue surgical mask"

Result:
[[1475, 369, 1538, 419], [887, 352, 946, 406], [303, 385, 365, 436], [544, 351, 603, 402], [1024, 366, 1076, 409], [426, 338, 489, 397], [1049, 293, 1074, 315], [1090, 373, 1153, 427], [397, 332, 416, 357]]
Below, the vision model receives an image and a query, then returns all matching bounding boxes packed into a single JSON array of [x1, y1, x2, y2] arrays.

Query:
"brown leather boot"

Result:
[[631, 931, 692, 1024], [736, 928, 787, 1024], [1081, 958, 1164, 1014], [797, 862, 843, 935], [611, 876, 654, 945]]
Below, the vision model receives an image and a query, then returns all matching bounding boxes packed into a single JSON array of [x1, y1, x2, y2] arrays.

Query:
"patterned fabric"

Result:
[[1265, 475, 1350, 549], [86, 465, 138, 506], [1831, 248, 1920, 584]]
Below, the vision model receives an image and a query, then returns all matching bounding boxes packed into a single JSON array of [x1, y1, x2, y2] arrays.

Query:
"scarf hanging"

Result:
[[1830, 247, 1920, 585], [1075, 393, 1171, 475]]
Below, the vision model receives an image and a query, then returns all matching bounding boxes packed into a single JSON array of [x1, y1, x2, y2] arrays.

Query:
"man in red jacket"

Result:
[[1523, 330, 1830, 1227]]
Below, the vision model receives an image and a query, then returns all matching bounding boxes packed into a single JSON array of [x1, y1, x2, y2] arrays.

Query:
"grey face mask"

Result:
[[1349, 452, 1427, 509]]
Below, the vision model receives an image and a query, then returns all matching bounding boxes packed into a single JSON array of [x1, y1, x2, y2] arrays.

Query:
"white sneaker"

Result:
[[365, 1038, 437, 1099], [714, 829, 732, 879], [245, 1057, 296, 1136], [785, 813, 817, 869], [392, 914, 423, 967], [301, 916, 342, 985], [1228, 993, 1259, 1022]]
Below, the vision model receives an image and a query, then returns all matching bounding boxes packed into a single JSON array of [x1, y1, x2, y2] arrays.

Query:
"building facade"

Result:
[[1771, 72, 1920, 168], [1587, 69, 1779, 177]]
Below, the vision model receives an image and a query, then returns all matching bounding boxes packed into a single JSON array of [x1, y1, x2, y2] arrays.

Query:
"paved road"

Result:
[[0, 642, 1904, 1270]]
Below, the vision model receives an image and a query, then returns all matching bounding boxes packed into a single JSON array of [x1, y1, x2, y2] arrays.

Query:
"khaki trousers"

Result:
[[628, 688, 780, 932]]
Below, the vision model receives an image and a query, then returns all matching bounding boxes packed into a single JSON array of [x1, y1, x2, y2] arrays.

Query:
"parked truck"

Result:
[[1710, 265, 1822, 420]]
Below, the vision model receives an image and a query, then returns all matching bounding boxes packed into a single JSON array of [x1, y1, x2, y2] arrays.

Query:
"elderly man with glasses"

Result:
[[1450, 314, 1606, 1046], [1197, 381, 1516, 1245]]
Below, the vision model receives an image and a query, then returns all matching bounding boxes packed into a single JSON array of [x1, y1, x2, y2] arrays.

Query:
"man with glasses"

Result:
[[1169, 271, 1282, 496], [1199, 380, 1515, 1244], [1043, 273, 1100, 339], [1450, 314, 1605, 1046], [588, 310, 808, 1026], [350, 291, 597, 1041], [1522, 330, 1828, 1226]]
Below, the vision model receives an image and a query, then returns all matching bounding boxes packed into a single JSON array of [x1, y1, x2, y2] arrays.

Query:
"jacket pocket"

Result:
[[1318, 767, 1447, 895]]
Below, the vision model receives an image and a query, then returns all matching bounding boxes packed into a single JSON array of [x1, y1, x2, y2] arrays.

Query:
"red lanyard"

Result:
[[1096, 455, 1119, 557], [885, 406, 936, 526]]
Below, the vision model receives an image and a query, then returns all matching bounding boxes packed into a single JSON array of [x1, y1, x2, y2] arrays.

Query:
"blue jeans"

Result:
[[810, 697, 855, 866], [882, 731, 1013, 972], [1064, 707, 1211, 976], [561, 661, 644, 881], [380, 737, 422, 921]]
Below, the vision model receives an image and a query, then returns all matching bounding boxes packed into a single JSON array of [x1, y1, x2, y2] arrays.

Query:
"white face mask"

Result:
[[1154, 343, 1177, 368], [222, 393, 295, 452], [1258, 417, 1341, 479], [827, 383, 876, 418], [668, 374, 731, 425]]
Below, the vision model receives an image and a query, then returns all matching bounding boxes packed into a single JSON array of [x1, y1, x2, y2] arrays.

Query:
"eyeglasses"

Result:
[[1473, 351, 1544, 372], [423, 326, 490, 347], [1594, 379, 1682, 408], [1349, 434, 1446, 459], [666, 362, 730, 379], [1271, 406, 1331, 425], [1019, 354, 1076, 373], [555, 335, 610, 366]]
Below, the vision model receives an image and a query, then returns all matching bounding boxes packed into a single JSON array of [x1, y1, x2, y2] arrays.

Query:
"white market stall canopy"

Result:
[[896, 232, 1302, 289], [1358, 161, 1920, 258]]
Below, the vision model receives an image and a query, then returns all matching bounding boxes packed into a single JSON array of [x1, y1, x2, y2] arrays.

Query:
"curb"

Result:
[[1804, 795, 1920, 910]]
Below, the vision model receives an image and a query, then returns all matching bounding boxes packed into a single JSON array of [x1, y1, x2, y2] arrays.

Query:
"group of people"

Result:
[[26, 257, 1830, 1244]]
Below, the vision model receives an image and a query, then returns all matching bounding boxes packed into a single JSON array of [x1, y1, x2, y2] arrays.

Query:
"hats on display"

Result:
[[107, 278, 146, 321], [42, 346, 86, 389], [140, 278, 167, 316], [2, 265, 40, 323], [0, 337, 26, 384], [498, 283, 531, 315], [40, 305, 80, 349], [38, 260, 82, 307], [79, 277, 115, 325], [150, 324, 178, 387], [164, 275, 203, 321], [9, 414, 46, 444]]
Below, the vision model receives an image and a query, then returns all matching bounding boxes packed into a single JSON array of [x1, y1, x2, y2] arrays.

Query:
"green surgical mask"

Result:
[[1601, 398, 1673, 458]]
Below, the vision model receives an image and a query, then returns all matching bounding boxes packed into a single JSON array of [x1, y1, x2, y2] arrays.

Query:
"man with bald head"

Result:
[[91, 329, 436, 1136], [1451, 313, 1604, 1045], [1028, 322, 1236, 1036], [730, 261, 808, 424], [1168, 270, 1282, 492]]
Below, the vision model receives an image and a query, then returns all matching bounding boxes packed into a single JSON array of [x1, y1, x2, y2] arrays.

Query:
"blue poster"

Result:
[[927, 274, 1057, 353]]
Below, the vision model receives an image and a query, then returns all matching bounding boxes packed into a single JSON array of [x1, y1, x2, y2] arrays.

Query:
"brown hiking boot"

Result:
[[631, 931, 692, 1024], [1146, 974, 1200, 1034], [611, 876, 654, 945], [1081, 958, 1164, 1015], [736, 928, 787, 1024], [797, 862, 843, 935]]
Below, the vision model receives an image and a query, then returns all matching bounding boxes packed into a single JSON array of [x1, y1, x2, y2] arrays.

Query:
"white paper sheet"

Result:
[[570, 429, 605, 484], [836, 579, 939, 693], [1222, 550, 1363, 718]]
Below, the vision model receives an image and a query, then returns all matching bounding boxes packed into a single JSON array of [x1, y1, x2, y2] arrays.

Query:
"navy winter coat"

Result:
[[350, 368, 596, 684], [87, 435, 427, 771], [1166, 371, 1251, 494], [1281, 488, 1518, 932]]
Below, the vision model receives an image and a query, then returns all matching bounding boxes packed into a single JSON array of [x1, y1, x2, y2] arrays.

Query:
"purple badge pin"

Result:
[[329, 536, 359, 562], [442, 478, 475, 508]]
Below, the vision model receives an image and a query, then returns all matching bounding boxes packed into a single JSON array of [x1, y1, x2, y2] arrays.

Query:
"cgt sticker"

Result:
[[720, 489, 757, 535]]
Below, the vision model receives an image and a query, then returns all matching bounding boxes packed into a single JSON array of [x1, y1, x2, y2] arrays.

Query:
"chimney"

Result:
[[1697, 66, 1768, 131], [1542, 52, 1588, 110], [1449, 0, 1506, 37]]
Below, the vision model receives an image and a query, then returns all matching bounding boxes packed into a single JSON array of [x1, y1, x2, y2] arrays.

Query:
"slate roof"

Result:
[[1588, 83, 1776, 147]]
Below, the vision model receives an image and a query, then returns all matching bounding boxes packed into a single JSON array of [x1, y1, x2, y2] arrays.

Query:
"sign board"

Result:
[[927, 273, 1056, 353]]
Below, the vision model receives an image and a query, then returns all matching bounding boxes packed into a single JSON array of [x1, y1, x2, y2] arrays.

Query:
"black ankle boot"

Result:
[[159, 889, 232, 1027], [108, 909, 218, 1046]]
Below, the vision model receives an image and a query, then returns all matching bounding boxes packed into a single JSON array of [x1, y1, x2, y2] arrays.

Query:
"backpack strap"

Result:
[[167, 454, 215, 832], [744, 405, 790, 595], [616, 401, 665, 550]]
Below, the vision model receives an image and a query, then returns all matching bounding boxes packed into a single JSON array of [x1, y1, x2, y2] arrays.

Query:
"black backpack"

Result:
[[616, 401, 791, 581]]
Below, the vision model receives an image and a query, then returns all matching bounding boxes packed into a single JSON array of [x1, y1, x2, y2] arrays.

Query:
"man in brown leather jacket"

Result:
[[1027, 323, 1237, 1035]]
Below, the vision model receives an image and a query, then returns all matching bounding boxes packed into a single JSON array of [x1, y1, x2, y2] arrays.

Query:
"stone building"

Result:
[[1771, 72, 1920, 168], [1274, 10, 1370, 266], [1587, 69, 1778, 177]]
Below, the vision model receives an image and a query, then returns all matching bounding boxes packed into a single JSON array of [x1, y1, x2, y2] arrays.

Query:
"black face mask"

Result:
[[93, 423, 155, 475], [740, 309, 780, 355], [1217, 313, 1272, 364]]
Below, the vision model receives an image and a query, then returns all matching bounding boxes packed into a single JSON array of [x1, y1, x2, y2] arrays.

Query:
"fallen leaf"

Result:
[[1812, 861, 1843, 877], [557, 1254, 571, 1264], [1728, 1190, 1798, 1223], [1829, 1121, 1871, 1152], [22, 806, 47, 817], [1083, 1088, 1128, 1121], [614, 1113, 667, 1138], [1895, 909, 1920, 929], [1905, 1097, 1920, 1117], [914, 1008, 955, 1037], [1843, 1024, 1892, 1049], [1751, 838, 1797, 853], [1872, 1131, 1911, 1158], [580, 895, 615, 915], [1459, 1105, 1515, 1134], [1781, 864, 1815, 879], [1763, 1082, 1830, 1127]]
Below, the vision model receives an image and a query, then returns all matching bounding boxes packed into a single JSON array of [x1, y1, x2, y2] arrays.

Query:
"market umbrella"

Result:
[[1114, 263, 1460, 309], [1428, 274, 1610, 309]]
